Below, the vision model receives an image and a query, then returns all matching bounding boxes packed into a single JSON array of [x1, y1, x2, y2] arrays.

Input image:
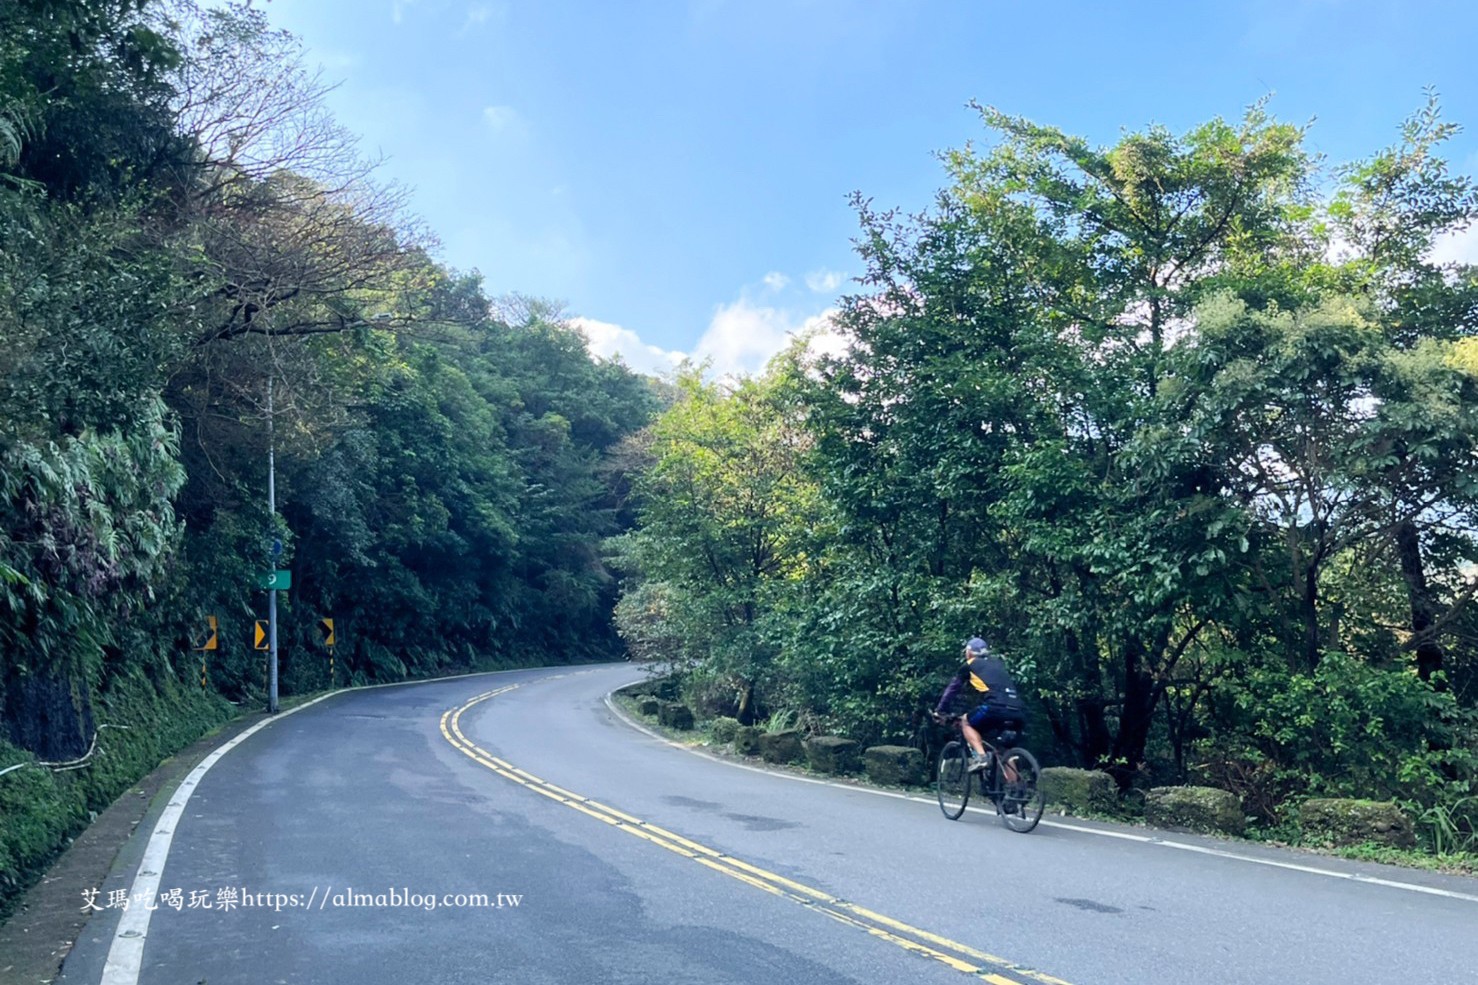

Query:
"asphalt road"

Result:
[[60, 664, 1478, 985]]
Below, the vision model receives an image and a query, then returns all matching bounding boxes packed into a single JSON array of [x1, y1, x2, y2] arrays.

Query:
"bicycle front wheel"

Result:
[[936, 741, 971, 820], [998, 747, 1045, 833]]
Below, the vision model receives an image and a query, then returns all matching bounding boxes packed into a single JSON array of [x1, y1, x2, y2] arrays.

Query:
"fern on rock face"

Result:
[[0, 102, 34, 177], [0, 399, 186, 760]]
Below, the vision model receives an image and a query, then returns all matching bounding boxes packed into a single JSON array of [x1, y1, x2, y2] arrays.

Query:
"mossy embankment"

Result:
[[0, 670, 233, 920]]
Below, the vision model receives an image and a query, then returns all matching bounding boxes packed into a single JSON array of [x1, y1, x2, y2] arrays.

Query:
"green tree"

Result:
[[796, 105, 1309, 778], [1324, 96, 1478, 685], [615, 368, 816, 722], [0, 0, 184, 201]]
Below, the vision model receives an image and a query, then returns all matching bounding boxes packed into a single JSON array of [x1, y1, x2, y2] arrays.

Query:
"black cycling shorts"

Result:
[[966, 704, 1024, 741]]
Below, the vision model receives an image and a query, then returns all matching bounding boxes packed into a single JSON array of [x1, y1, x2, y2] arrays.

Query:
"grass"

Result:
[[1322, 842, 1478, 875]]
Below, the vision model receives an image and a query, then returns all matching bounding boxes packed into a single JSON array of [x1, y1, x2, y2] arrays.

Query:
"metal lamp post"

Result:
[[268, 375, 280, 715], [261, 313, 385, 712]]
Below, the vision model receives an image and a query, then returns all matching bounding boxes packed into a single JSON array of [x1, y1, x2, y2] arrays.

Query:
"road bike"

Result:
[[930, 711, 1045, 833]]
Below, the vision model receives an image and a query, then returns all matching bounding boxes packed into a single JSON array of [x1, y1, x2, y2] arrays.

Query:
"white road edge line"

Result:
[[99, 691, 337, 985], [602, 687, 1478, 906], [97, 665, 549, 985]]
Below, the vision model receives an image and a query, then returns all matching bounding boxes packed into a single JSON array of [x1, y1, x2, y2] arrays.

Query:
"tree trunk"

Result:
[[1300, 553, 1322, 672], [1044, 701, 1077, 758], [1394, 519, 1445, 686], [736, 681, 756, 725], [1063, 626, 1112, 766], [1108, 638, 1157, 789], [1076, 697, 1113, 767]]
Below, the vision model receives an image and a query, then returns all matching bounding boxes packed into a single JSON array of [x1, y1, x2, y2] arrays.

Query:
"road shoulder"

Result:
[[0, 711, 271, 985], [604, 687, 1478, 902]]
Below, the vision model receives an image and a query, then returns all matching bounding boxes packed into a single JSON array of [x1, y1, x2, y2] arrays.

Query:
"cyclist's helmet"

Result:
[[965, 637, 989, 657]]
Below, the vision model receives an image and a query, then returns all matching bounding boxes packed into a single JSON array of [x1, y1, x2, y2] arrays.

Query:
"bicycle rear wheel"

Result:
[[998, 747, 1045, 833], [936, 741, 971, 820]]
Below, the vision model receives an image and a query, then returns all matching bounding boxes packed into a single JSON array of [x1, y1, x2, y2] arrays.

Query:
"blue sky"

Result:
[[259, 0, 1478, 375]]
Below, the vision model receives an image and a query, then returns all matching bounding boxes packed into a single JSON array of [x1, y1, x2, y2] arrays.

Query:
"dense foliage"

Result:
[[0, 0, 656, 910], [5, 1, 1477, 914], [617, 99, 1478, 852]]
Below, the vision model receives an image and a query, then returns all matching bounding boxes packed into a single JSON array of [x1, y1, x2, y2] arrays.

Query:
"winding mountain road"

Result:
[[59, 664, 1478, 985]]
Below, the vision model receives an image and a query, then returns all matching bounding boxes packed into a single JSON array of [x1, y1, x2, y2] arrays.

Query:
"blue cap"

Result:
[[966, 637, 988, 655]]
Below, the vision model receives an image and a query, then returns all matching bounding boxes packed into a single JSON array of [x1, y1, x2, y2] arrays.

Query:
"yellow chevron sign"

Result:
[[194, 615, 218, 651]]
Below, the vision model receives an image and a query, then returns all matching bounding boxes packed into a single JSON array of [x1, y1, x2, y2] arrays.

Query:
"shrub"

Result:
[[708, 716, 741, 744]]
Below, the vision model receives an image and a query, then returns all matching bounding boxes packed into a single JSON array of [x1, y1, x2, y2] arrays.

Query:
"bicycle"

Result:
[[929, 710, 1045, 833]]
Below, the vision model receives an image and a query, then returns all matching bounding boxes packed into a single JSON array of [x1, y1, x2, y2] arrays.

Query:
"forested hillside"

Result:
[[0, 0, 657, 910], [616, 101, 1478, 852], [6, 0, 1478, 920]]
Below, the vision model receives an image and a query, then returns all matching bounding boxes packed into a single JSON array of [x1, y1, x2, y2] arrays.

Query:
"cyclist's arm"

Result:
[[935, 666, 968, 714]]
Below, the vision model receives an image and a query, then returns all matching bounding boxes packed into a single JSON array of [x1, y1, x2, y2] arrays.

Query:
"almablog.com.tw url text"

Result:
[[83, 887, 523, 913]]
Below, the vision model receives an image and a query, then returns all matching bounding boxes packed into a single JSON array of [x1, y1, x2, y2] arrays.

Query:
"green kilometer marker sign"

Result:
[[258, 570, 292, 590]]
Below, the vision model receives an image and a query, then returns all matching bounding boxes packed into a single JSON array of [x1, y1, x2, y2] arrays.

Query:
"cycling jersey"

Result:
[[936, 654, 1026, 718]]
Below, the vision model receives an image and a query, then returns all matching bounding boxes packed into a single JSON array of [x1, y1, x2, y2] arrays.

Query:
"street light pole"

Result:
[[267, 375, 279, 715]]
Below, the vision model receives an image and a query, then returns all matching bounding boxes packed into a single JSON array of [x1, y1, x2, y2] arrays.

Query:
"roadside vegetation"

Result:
[[5, 0, 1477, 918], [0, 0, 658, 915], [613, 98, 1478, 859]]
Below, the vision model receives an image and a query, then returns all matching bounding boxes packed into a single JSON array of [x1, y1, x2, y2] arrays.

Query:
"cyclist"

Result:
[[933, 637, 1027, 779]]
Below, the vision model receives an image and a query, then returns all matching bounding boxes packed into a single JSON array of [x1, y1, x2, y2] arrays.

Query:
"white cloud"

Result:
[[693, 299, 839, 377], [1429, 224, 1478, 267], [482, 105, 524, 135], [392, 0, 417, 24], [461, 3, 507, 34], [569, 268, 850, 380], [805, 269, 845, 294], [800, 316, 849, 363], [569, 317, 686, 377], [568, 299, 843, 380]]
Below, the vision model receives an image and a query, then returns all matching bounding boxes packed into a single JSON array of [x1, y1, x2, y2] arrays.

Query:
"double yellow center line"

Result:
[[440, 686, 1074, 985]]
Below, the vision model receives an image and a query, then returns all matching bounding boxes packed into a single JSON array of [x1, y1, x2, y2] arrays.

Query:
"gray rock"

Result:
[[657, 701, 694, 730], [864, 745, 923, 786], [759, 729, 804, 764], [1299, 798, 1416, 849], [732, 725, 763, 756], [803, 736, 861, 774], [1144, 785, 1245, 836], [1039, 767, 1117, 815]]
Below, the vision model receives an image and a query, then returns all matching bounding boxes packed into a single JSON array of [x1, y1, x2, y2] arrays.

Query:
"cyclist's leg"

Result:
[[971, 706, 1022, 780], [994, 716, 1026, 783], [961, 706, 991, 761]]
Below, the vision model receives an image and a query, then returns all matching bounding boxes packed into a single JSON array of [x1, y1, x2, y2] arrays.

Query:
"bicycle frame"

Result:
[[932, 713, 1044, 833]]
